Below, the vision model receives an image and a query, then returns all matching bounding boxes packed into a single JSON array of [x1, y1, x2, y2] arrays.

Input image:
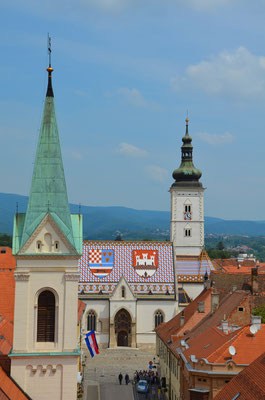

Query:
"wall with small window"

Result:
[[87, 310, 97, 331]]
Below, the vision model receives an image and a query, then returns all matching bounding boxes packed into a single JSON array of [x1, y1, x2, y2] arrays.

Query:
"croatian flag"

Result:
[[85, 330, 99, 358]]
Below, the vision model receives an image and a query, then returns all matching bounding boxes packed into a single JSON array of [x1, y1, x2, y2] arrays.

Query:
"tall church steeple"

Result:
[[19, 60, 76, 252], [170, 118, 205, 256], [11, 44, 82, 400]]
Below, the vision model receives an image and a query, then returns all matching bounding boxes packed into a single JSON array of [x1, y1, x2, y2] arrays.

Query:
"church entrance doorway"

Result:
[[117, 330, 128, 346], [114, 309, 131, 347]]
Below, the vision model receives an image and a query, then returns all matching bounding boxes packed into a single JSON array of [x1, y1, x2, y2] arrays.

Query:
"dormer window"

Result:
[[121, 286, 125, 298], [36, 241, 42, 252]]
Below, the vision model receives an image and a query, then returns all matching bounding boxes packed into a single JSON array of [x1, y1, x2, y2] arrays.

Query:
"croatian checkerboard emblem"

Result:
[[132, 250, 158, 278], [88, 249, 114, 278]]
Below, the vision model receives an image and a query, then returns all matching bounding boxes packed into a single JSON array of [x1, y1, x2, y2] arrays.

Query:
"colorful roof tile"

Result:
[[176, 250, 215, 282], [79, 241, 175, 294]]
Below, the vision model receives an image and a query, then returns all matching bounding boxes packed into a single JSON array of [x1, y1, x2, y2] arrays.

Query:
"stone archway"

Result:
[[114, 309, 131, 347]]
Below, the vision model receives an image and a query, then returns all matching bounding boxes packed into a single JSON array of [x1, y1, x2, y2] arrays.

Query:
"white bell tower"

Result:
[[170, 119, 205, 256]]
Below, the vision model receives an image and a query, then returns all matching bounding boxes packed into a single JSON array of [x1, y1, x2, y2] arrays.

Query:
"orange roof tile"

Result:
[[0, 318, 13, 349], [214, 351, 265, 400], [207, 324, 265, 365], [0, 248, 16, 323], [0, 247, 16, 270], [168, 291, 249, 358], [0, 367, 30, 400]]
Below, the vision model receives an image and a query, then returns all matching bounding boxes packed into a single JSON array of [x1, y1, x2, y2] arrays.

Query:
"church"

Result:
[[78, 118, 214, 349]]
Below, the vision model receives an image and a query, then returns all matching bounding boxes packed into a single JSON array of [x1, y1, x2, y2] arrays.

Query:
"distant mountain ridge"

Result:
[[1, 192, 265, 239]]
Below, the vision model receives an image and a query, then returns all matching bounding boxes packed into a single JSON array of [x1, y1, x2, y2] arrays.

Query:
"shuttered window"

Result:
[[37, 290, 55, 342]]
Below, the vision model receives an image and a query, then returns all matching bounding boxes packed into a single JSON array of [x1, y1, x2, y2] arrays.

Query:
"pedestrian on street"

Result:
[[118, 373, 123, 385], [125, 374, 129, 385], [145, 384, 148, 399]]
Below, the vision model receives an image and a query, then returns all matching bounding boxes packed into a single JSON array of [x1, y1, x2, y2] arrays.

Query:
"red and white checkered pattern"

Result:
[[89, 249, 101, 264]]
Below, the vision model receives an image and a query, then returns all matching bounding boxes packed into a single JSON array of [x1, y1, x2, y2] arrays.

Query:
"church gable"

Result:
[[20, 214, 76, 255], [110, 276, 136, 301]]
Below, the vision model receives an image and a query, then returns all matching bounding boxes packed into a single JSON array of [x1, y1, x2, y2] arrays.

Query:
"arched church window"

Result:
[[154, 310, 164, 328], [37, 290, 55, 342], [87, 310, 96, 331], [121, 286, 125, 298]]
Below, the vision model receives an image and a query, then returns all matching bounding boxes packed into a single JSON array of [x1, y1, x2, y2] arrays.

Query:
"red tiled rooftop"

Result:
[[214, 351, 265, 400], [213, 258, 256, 273], [156, 288, 213, 344], [0, 367, 30, 400], [183, 324, 265, 366], [0, 247, 16, 323], [0, 247, 16, 270], [0, 318, 13, 349]]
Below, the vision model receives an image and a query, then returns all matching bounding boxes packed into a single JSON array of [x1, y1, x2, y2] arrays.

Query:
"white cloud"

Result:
[[117, 142, 148, 158], [197, 131, 235, 146], [117, 88, 148, 107], [171, 47, 265, 98], [145, 165, 168, 183]]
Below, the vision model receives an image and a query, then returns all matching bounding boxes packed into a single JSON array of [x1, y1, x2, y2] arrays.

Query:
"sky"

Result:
[[1, 0, 265, 219]]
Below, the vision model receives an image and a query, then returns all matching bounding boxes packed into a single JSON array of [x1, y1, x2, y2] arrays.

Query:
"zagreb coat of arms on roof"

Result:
[[132, 250, 158, 278], [88, 249, 114, 278]]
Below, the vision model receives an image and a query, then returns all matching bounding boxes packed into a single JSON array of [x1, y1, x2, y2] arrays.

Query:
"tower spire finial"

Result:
[[46, 34, 54, 97]]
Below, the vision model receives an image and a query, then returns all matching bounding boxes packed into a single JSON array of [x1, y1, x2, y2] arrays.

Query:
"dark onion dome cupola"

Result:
[[171, 118, 202, 188]]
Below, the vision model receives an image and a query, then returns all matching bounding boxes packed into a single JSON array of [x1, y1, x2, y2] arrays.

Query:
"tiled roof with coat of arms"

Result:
[[79, 241, 175, 295]]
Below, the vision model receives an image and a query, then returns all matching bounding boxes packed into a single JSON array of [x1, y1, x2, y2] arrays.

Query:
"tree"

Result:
[[253, 304, 265, 323], [217, 241, 225, 251]]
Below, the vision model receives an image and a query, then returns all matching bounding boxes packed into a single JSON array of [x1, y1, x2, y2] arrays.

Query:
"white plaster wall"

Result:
[[181, 282, 204, 301], [170, 188, 204, 256], [13, 258, 79, 354], [136, 300, 178, 344], [11, 356, 78, 400], [82, 300, 109, 345]]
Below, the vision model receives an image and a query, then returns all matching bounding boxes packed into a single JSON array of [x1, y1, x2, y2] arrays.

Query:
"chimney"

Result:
[[251, 268, 258, 294], [198, 301, 205, 313], [211, 292, 219, 313], [251, 315, 261, 330], [221, 320, 229, 334]]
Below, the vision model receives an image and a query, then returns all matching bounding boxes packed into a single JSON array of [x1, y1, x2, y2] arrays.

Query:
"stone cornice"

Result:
[[65, 273, 79, 281], [16, 254, 80, 260], [14, 272, 30, 281]]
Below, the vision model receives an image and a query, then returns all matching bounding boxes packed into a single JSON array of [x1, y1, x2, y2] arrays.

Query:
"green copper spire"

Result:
[[171, 118, 202, 188], [20, 64, 76, 251]]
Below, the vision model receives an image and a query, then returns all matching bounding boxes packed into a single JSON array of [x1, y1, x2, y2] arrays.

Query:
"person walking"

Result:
[[145, 384, 148, 399], [125, 373, 129, 385], [118, 373, 123, 385]]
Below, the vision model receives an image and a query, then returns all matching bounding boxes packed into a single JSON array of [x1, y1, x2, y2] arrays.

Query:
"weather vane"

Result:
[[47, 34, 52, 67]]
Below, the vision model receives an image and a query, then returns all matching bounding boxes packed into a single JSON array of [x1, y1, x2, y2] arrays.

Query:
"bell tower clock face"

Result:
[[184, 212, 192, 220]]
